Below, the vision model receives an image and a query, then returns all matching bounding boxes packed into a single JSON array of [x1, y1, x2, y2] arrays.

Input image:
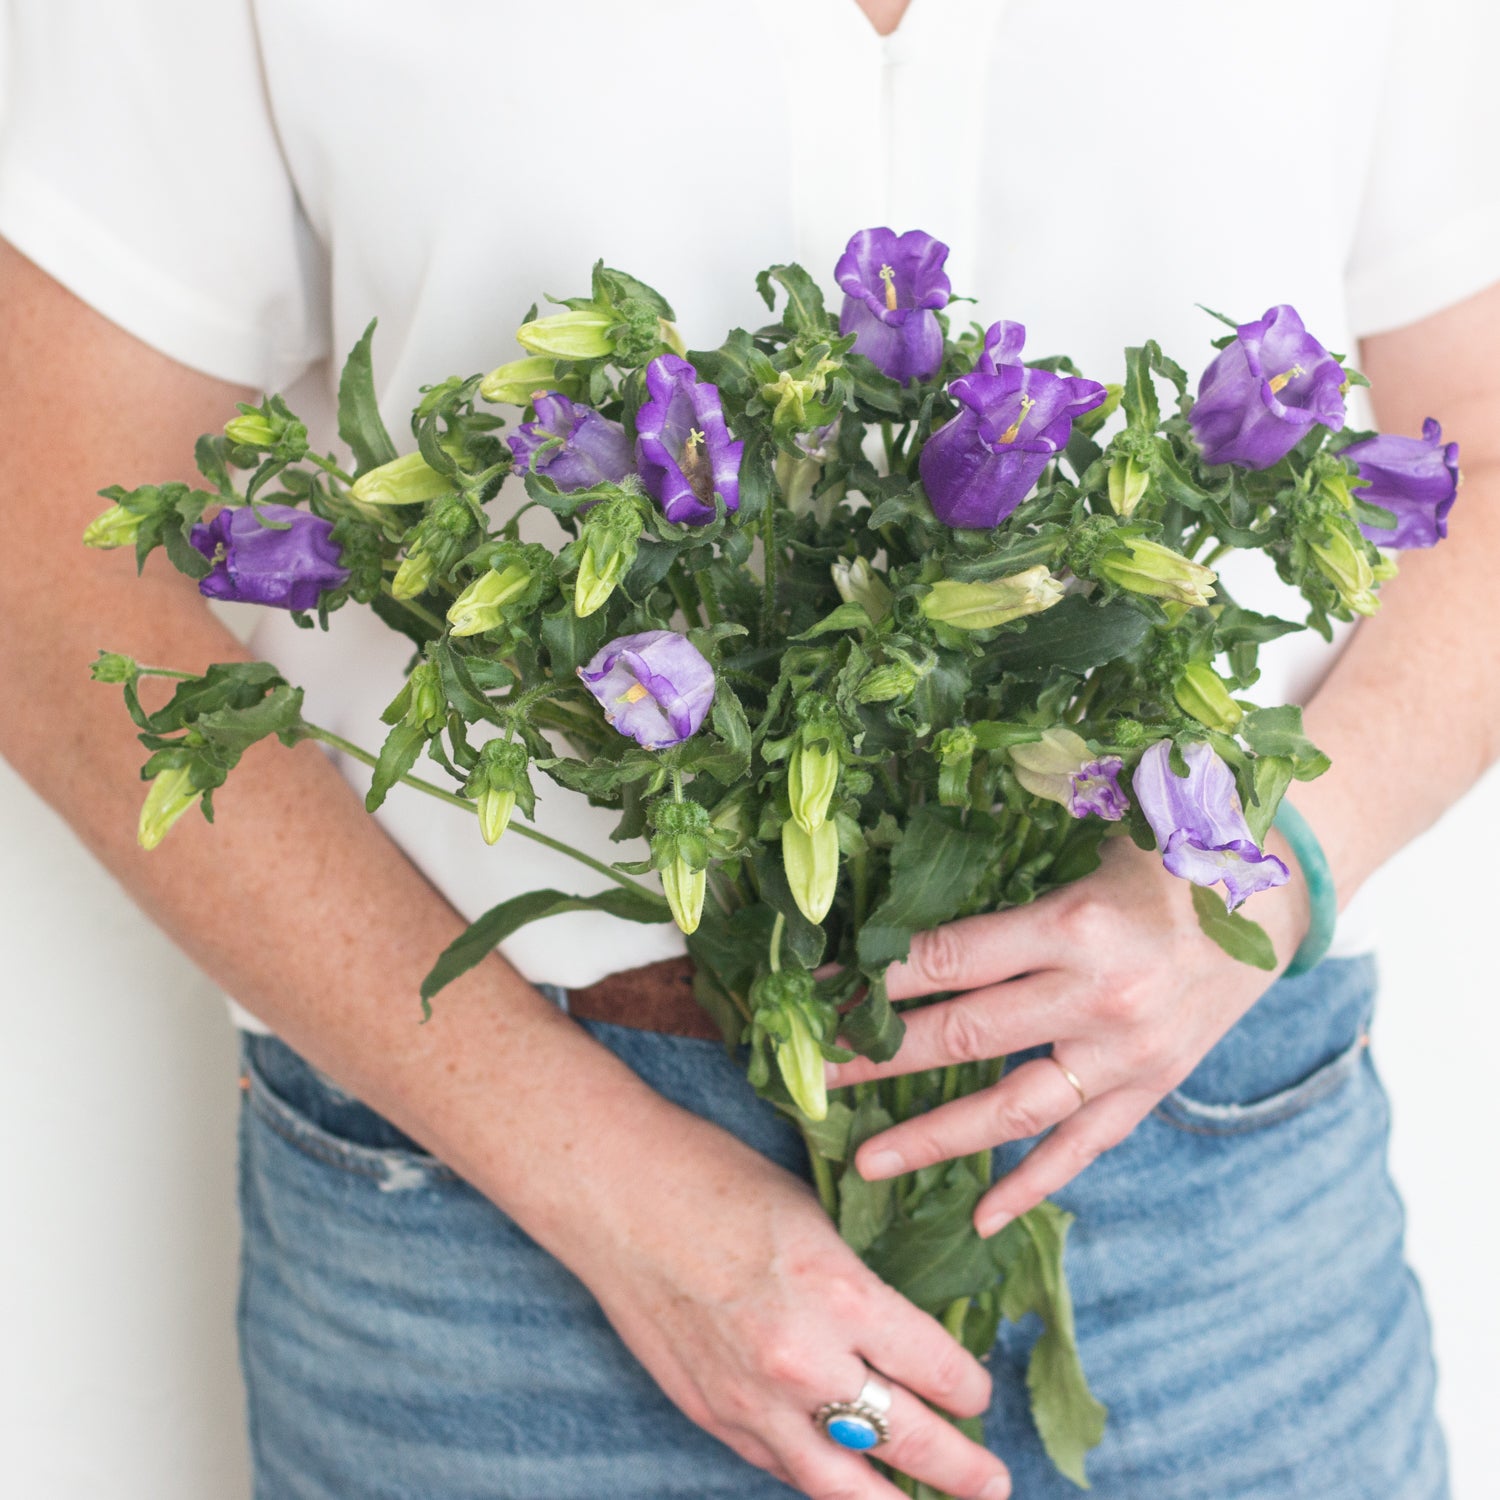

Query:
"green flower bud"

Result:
[[1372, 551, 1399, 583], [515, 305, 616, 360], [920, 566, 1066, 630], [350, 452, 453, 508], [1107, 454, 1150, 517], [391, 544, 437, 600], [775, 1005, 828, 1121], [384, 661, 446, 732], [91, 652, 139, 684], [788, 739, 839, 834], [223, 412, 278, 448], [478, 355, 559, 406], [782, 818, 839, 925], [82, 503, 144, 550], [1094, 538, 1216, 608], [572, 495, 645, 617], [1173, 661, 1243, 732], [662, 855, 707, 936], [1310, 528, 1379, 617], [137, 765, 200, 851], [936, 726, 979, 807], [776, 451, 821, 516], [856, 660, 922, 704], [831, 556, 893, 625], [476, 786, 516, 846], [447, 562, 535, 636], [392, 497, 476, 600]]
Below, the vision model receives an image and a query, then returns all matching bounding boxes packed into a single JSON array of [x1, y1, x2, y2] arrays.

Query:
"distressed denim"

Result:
[[237, 957, 1447, 1499]]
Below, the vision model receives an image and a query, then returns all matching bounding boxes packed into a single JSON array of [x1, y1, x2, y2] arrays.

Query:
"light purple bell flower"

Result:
[[189, 503, 349, 611], [1133, 740, 1289, 910], [634, 355, 743, 525], [507, 392, 634, 493], [1345, 418, 1460, 549], [1189, 305, 1346, 470], [835, 227, 950, 384], [578, 630, 715, 749], [918, 323, 1106, 529]]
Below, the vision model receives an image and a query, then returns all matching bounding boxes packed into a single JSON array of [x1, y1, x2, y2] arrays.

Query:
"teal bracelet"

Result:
[[1272, 800, 1337, 978]]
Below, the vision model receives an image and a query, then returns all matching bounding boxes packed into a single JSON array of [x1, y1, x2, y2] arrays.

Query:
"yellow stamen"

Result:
[[1267, 365, 1304, 396], [997, 395, 1036, 445], [879, 263, 898, 312], [617, 682, 650, 705]]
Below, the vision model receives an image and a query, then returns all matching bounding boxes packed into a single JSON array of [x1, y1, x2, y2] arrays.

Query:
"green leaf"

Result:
[[799, 1099, 856, 1163], [857, 806, 998, 968], [365, 719, 431, 813], [1190, 883, 1277, 970], [1238, 705, 1331, 780], [792, 601, 872, 639], [1122, 344, 1161, 433], [421, 885, 669, 1003], [754, 263, 829, 334], [863, 1161, 996, 1313], [994, 1203, 1107, 1488], [191, 684, 307, 758], [838, 971, 906, 1062], [1245, 755, 1294, 844], [337, 319, 398, 476], [592, 261, 675, 322], [976, 597, 1152, 681], [540, 600, 610, 678], [836, 1094, 896, 1254]]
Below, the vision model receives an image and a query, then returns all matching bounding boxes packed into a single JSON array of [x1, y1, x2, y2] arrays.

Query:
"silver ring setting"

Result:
[[814, 1373, 894, 1451]]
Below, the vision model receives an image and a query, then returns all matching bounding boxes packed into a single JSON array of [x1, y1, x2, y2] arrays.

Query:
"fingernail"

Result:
[[979, 1476, 1011, 1500], [860, 1149, 903, 1179], [975, 1210, 1012, 1239]]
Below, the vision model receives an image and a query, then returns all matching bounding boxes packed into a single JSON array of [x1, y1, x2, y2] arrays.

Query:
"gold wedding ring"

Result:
[[1047, 1054, 1088, 1107]]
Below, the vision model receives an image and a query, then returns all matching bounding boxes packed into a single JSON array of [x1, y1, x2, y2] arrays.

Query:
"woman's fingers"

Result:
[[973, 1089, 1152, 1236], [853, 1056, 1090, 1182], [829, 974, 1069, 1088], [856, 1280, 993, 1419], [883, 906, 1054, 1002]]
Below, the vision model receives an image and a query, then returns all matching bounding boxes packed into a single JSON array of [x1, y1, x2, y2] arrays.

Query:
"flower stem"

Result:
[[133, 665, 204, 681], [769, 910, 785, 973], [300, 722, 664, 902], [379, 585, 447, 632], [803, 1131, 839, 1218], [761, 502, 779, 636], [307, 452, 355, 487]]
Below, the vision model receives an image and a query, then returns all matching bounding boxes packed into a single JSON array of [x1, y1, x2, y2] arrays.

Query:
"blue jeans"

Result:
[[237, 957, 1448, 1498]]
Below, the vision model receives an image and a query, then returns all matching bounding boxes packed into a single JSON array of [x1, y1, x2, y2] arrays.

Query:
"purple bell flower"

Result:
[[835, 227, 951, 384], [578, 630, 715, 749], [918, 323, 1106, 529], [189, 503, 349, 611], [507, 392, 634, 493], [1132, 740, 1289, 911], [634, 355, 744, 525], [1069, 759, 1130, 821], [1189, 305, 1346, 470], [1345, 419, 1460, 549]]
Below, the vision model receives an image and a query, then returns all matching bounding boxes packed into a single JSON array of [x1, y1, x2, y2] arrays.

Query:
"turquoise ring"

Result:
[[814, 1373, 894, 1451]]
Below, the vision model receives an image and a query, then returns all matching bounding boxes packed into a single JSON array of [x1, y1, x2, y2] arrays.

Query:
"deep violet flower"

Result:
[[507, 392, 633, 493], [1132, 740, 1289, 910], [578, 630, 715, 749], [1189, 305, 1346, 470], [835, 227, 951, 384], [918, 323, 1106, 529], [634, 355, 743, 524], [1344, 419, 1460, 549], [189, 504, 349, 611]]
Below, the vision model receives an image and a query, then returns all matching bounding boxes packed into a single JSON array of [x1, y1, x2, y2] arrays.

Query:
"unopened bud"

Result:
[[516, 305, 616, 360], [856, 661, 922, 703], [82, 503, 144, 550], [775, 1006, 828, 1122], [920, 566, 1065, 630], [391, 543, 437, 600], [831, 556, 893, 624], [350, 452, 452, 508], [91, 652, 139, 684], [137, 766, 200, 850], [662, 855, 707, 936], [788, 740, 839, 834], [224, 412, 278, 448], [476, 786, 516, 846], [1094, 538, 1216, 608], [1107, 455, 1150, 517], [479, 356, 559, 405], [782, 818, 839, 924], [1174, 661, 1243, 732], [448, 562, 534, 636], [1310, 529, 1379, 617]]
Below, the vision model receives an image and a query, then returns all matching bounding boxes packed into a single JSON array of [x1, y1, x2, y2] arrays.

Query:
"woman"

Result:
[[1, 2, 1495, 1495]]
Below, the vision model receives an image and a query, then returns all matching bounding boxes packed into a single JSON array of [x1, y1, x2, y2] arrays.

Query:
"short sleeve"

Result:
[[1344, 3, 1500, 337], [0, 1, 328, 390]]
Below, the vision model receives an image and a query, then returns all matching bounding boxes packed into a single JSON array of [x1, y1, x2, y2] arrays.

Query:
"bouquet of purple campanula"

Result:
[[85, 230, 1460, 1491]]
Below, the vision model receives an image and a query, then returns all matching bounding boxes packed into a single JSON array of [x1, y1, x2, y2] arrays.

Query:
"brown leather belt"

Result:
[[564, 955, 723, 1041]]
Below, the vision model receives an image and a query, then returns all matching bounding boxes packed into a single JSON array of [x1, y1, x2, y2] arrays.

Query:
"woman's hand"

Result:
[[562, 1107, 1013, 1500], [826, 835, 1312, 1238]]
